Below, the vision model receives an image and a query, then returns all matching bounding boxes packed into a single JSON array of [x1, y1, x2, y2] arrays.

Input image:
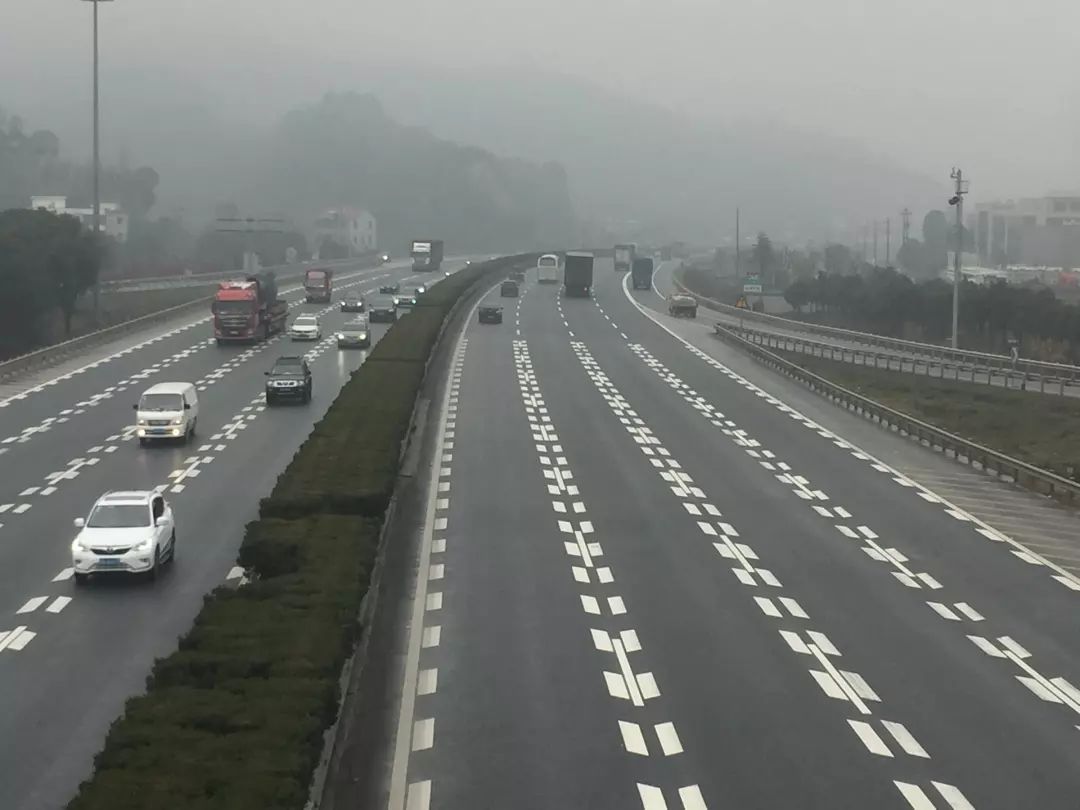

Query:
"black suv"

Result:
[[478, 305, 503, 324], [340, 292, 365, 312], [500, 280, 520, 297], [379, 282, 400, 295], [264, 356, 312, 405]]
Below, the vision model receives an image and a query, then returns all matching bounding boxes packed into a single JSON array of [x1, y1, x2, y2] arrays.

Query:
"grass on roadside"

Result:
[[778, 351, 1080, 480]]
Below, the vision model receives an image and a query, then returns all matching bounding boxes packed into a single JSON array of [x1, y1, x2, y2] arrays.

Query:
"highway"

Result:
[[653, 263, 1080, 397], [378, 258, 1080, 810], [0, 256, 471, 810]]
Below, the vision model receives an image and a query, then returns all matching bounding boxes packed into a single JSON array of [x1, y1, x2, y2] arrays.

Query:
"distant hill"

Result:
[[337, 66, 945, 244], [253, 93, 576, 254]]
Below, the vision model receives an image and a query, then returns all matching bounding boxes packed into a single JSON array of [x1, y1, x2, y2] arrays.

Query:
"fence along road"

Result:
[[669, 273, 1080, 398]]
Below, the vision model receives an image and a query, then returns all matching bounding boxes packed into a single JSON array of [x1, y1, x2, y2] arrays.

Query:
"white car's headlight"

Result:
[[337, 333, 344, 340], [133, 537, 153, 552], [171, 417, 183, 425], [137, 419, 147, 426], [393, 297, 400, 305]]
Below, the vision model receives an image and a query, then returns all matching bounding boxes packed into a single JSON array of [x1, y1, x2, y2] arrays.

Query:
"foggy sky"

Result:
[[3, 0, 1078, 204]]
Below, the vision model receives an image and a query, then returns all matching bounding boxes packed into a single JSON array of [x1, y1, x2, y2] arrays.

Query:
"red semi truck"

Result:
[[304, 268, 333, 303], [212, 272, 288, 344]]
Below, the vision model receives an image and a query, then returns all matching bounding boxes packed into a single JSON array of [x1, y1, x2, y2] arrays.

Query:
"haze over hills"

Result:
[[5, 61, 945, 248]]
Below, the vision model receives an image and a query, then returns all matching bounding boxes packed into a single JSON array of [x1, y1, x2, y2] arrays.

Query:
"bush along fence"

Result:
[[67, 256, 530, 810]]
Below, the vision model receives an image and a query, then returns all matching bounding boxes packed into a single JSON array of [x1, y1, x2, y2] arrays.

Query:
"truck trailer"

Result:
[[613, 243, 635, 272], [212, 272, 288, 343], [304, 268, 334, 303], [563, 252, 594, 298], [631, 257, 654, 290], [411, 239, 444, 272]]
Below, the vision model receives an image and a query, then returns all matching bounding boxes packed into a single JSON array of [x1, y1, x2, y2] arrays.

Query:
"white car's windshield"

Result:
[[138, 394, 183, 412], [87, 504, 150, 528]]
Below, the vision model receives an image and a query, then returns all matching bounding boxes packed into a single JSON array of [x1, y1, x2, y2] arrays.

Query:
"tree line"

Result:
[[784, 266, 1080, 361], [0, 208, 102, 357]]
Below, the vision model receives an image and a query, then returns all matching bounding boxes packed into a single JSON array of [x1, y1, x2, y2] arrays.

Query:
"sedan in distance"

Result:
[[337, 316, 372, 349], [379, 281, 401, 295], [290, 314, 322, 340], [340, 292, 365, 313], [500, 280, 520, 298], [478, 305, 503, 324], [71, 491, 177, 583], [369, 295, 398, 323]]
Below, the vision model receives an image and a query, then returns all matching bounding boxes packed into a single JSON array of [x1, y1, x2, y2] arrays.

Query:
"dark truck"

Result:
[[212, 272, 287, 344], [410, 239, 444, 272], [304, 268, 333, 303], [668, 293, 698, 318], [563, 252, 594, 298], [631, 257, 654, 290], [613, 243, 636, 272]]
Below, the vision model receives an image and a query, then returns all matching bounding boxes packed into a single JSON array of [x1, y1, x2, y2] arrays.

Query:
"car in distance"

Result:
[[668, 293, 698, 318], [395, 285, 423, 309], [71, 490, 177, 584], [265, 355, 313, 405], [379, 281, 400, 295], [478, 304, 503, 324], [134, 381, 198, 445], [369, 295, 398, 323], [340, 292, 365, 313], [337, 316, 372, 349], [500, 280, 520, 297], [509, 269, 525, 283], [289, 314, 321, 340]]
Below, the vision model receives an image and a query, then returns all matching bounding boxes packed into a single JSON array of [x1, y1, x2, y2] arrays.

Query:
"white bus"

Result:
[[537, 253, 560, 284]]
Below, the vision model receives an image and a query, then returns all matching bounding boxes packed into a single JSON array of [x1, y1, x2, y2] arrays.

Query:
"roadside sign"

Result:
[[735, 296, 749, 309], [743, 283, 763, 294]]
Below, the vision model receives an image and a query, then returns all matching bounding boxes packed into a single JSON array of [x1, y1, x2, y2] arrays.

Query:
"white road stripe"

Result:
[[637, 784, 668, 810], [46, 596, 71, 613], [895, 782, 936, 809], [619, 721, 649, 755], [655, 722, 683, 755], [411, 718, 434, 751], [421, 626, 441, 648], [934, 782, 976, 809], [417, 669, 438, 696], [425, 592, 442, 611], [679, 785, 708, 810], [779, 597, 808, 618], [882, 720, 929, 758], [848, 720, 892, 756], [16, 597, 47, 614]]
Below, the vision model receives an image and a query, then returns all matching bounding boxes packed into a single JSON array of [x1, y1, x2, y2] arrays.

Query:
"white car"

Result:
[[290, 314, 321, 340], [71, 491, 177, 584]]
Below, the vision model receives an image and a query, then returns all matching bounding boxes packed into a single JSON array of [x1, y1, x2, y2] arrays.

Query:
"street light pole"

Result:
[[949, 168, 968, 349], [83, 0, 112, 325]]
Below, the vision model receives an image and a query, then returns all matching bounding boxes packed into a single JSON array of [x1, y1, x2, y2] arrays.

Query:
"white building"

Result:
[[30, 195, 129, 243], [974, 193, 1080, 268], [313, 207, 376, 256]]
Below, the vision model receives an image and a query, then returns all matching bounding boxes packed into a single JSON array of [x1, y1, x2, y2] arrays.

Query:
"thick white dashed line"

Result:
[[16, 597, 47, 614], [0, 626, 36, 652]]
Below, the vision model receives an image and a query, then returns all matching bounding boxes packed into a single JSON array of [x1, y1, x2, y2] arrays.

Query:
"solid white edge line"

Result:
[[386, 275, 502, 810], [618, 271, 1080, 593]]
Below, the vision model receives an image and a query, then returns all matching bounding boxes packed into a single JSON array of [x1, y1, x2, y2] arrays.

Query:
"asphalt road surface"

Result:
[[0, 257, 473, 810], [379, 258, 1080, 810]]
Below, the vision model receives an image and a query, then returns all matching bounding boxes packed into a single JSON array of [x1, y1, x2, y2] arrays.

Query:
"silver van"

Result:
[[134, 382, 199, 445]]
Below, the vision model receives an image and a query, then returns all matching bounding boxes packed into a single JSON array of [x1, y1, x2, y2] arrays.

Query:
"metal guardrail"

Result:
[[0, 257, 382, 383], [712, 322, 1080, 506], [673, 275, 1080, 386], [99, 256, 366, 293], [733, 325, 1078, 398]]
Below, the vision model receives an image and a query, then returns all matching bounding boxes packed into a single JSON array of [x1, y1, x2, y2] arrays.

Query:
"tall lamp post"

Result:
[[82, 0, 113, 325], [948, 168, 968, 349]]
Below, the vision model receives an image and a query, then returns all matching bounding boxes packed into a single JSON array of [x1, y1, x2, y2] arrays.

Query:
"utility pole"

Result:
[[901, 208, 911, 244], [873, 220, 879, 266], [949, 168, 969, 349], [885, 218, 891, 266]]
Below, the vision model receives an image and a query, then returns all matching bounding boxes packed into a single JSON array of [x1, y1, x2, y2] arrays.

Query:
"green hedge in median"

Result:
[[68, 515, 380, 810], [67, 256, 528, 810]]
